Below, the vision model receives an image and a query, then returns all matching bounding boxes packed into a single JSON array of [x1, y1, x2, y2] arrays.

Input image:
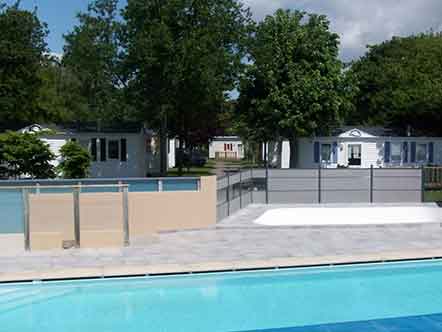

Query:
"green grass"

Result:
[[425, 190, 442, 202], [167, 160, 216, 177]]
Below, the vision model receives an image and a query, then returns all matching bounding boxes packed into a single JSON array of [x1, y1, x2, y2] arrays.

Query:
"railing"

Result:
[[215, 152, 240, 160], [424, 167, 442, 190], [217, 166, 425, 220], [0, 177, 201, 192], [0, 183, 129, 251]]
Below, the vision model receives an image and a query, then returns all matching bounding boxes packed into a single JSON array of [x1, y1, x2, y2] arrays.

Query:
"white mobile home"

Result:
[[20, 124, 176, 178], [267, 127, 442, 169], [209, 136, 244, 160]]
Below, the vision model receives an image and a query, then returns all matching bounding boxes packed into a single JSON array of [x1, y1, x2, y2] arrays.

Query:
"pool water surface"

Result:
[[2, 260, 442, 331]]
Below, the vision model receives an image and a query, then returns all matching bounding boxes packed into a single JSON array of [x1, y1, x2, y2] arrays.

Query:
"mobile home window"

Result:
[[108, 140, 119, 160], [321, 144, 332, 163], [416, 144, 427, 162], [390, 143, 402, 162]]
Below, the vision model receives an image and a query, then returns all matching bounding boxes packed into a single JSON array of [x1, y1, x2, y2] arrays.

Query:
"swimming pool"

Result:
[[2, 260, 442, 331], [255, 205, 442, 227]]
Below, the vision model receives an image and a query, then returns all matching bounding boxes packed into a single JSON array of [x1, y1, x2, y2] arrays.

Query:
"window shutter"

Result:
[[120, 138, 127, 162], [332, 142, 338, 163], [100, 138, 107, 162], [384, 142, 391, 163], [410, 142, 416, 163], [429, 142, 434, 163], [314, 142, 320, 163], [402, 142, 409, 163]]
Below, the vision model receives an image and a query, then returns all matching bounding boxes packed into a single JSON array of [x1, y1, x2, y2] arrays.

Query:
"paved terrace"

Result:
[[1, 204, 442, 282]]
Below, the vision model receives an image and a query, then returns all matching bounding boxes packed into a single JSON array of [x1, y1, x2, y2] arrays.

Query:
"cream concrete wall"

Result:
[[129, 176, 217, 236], [29, 194, 75, 250], [27, 177, 216, 250]]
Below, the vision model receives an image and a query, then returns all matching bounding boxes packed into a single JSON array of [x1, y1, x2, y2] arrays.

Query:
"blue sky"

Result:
[[5, 0, 442, 61], [4, 0, 92, 54]]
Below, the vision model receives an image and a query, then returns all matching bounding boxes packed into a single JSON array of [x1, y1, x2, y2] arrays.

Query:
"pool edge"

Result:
[[2, 249, 442, 284]]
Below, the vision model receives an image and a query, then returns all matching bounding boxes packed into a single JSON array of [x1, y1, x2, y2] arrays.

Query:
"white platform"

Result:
[[254, 205, 442, 227]]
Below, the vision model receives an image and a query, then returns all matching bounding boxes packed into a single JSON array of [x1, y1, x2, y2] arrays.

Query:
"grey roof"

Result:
[[332, 126, 400, 137], [211, 136, 242, 142]]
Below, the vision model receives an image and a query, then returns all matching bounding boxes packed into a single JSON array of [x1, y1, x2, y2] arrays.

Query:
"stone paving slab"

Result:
[[1, 203, 442, 282]]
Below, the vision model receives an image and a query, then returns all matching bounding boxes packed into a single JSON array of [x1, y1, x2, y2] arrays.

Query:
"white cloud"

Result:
[[243, 0, 442, 61]]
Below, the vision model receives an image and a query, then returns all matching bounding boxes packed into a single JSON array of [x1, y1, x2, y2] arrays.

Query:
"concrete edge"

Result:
[[2, 249, 442, 283]]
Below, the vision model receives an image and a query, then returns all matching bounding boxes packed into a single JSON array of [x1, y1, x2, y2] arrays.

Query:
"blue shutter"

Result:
[[402, 142, 409, 163], [410, 142, 416, 163], [429, 142, 434, 164], [332, 142, 338, 164], [314, 142, 320, 164], [384, 142, 391, 163]]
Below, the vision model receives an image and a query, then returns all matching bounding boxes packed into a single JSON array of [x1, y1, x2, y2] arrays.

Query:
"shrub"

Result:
[[0, 131, 56, 179], [58, 141, 91, 179]]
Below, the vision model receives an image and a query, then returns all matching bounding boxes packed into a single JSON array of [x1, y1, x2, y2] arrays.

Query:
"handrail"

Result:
[[0, 176, 201, 184], [0, 184, 129, 190]]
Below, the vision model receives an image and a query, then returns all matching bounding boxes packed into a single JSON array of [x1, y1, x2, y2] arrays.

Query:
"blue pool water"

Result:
[[2, 260, 442, 331], [0, 190, 24, 233]]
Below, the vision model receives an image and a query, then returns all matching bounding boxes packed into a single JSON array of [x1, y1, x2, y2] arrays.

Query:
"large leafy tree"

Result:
[[122, 0, 252, 174], [347, 33, 442, 136], [237, 10, 345, 167], [0, 131, 55, 179], [63, 0, 127, 125], [0, 2, 49, 129]]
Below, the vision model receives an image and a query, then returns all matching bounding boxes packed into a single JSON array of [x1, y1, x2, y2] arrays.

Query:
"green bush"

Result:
[[0, 131, 55, 179], [58, 141, 91, 179]]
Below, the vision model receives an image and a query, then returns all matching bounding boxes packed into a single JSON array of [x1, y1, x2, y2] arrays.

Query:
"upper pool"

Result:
[[255, 205, 442, 227], [3, 260, 442, 331]]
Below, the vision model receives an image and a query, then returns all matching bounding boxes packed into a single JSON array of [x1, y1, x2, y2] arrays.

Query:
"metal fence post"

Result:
[[421, 165, 425, 203], [22, 189, 30, 251], [318, 164, 322, 204], [250, 168, 254, 204], [370, 165, 374, 203], [239, 168, 243, 209], [227, 172, 230, 216], [122, 186, 130, 246], [265, 163, 269, 204], [73, 187, 81, 248]]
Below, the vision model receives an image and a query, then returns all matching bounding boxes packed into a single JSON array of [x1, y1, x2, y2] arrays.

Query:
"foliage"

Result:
[[236, 10, 346, 167], [347, 33, 442, 136], [122, 0, 253, 173], [0, 3, 49, 128], [63, 0, 128, 124], [0, 131, 55, 179], [57, 141, 91, 179]]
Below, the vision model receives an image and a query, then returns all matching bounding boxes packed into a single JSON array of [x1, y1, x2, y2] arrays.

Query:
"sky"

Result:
[[6, 0, 442, 61]]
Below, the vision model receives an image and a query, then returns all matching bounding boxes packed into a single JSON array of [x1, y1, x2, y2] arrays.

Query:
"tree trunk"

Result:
[[289, 138, 298, 169], [159, 111, 168, 176], [276, 141, 283, 168], [177, 137, 184, 176]]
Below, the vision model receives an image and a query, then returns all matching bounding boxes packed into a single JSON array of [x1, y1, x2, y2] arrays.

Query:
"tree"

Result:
[[63, 0, 127, 125], [122, 0, 252, 174], [237, 10, 345, 167], [347, 33, 442, 136], [57, 141, 91, 179], [0, 2, 49, 129], [0, 131, 55, 179]]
